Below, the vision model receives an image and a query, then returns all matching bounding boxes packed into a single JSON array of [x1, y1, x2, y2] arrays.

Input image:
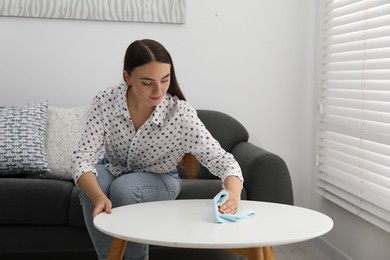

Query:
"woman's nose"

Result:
[[153, 83, 162, 94]]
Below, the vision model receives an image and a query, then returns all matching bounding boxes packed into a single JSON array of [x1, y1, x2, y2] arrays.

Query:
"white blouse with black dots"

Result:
[[72, 83, 243, 185]]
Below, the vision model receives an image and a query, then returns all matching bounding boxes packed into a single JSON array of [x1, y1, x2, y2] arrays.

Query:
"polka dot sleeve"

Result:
[[71, 93, 105, 184], [180, 103, 243, 184]]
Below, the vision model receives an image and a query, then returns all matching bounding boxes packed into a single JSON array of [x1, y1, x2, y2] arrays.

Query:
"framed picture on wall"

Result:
[[0, 0, 186, 24]]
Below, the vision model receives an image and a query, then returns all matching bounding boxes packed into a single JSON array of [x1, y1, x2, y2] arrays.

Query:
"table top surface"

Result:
[[94, 199, 333, 249]]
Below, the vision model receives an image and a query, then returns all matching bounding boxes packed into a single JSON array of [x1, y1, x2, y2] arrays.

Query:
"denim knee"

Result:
[[110, 177, 141, 207], [109, 171, 181, 208]]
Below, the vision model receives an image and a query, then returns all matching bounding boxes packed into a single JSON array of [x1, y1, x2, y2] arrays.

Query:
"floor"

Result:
[[273, 242, 330, 260]]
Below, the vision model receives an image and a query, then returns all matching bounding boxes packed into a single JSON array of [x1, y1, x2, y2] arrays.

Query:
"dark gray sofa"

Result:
[[0, 110, 293, 260]]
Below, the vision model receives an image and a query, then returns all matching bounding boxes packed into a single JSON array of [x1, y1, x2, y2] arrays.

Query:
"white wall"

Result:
[[1, 0, 389, 259]]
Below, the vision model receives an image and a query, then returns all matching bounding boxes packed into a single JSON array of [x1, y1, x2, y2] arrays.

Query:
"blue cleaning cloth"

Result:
[[213, 191, 256, 223]]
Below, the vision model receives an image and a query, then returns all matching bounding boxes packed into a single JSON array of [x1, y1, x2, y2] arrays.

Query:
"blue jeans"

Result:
[[79, 164, 182, 260]]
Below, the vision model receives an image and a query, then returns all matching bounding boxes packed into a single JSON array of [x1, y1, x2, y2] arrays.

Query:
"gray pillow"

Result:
[[0, 101, 49, 175]]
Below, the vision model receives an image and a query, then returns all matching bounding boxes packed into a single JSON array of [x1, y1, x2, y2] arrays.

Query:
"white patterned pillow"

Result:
[[42, 106, 90, 180], [0, 102, 49, 175]]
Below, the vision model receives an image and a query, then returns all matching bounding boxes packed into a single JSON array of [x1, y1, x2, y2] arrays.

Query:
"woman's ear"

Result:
[[123, 70, 132, 85]]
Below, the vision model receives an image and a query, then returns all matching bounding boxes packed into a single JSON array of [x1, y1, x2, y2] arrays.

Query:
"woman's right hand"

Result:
[[93, 195, 112, 218], [77, 172, 113, 218]]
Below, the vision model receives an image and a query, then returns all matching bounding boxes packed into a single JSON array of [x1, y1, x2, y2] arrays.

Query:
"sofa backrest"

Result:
[[197, 110, 249, 151], [180, 110, 249, 180]]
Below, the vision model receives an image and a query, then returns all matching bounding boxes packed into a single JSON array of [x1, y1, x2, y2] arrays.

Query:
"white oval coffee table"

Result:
[[94, 200, 333, 260]]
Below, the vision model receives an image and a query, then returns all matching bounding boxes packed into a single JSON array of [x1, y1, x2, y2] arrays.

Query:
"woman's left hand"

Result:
[[218, 188, 241, 214], [218, 175, 243, 214]]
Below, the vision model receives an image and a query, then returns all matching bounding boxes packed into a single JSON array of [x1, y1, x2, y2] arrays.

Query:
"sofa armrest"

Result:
[[231, 142, 293, 205]]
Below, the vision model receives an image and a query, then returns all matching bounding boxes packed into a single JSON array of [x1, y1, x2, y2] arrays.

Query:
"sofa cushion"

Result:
[[68, 186, 87, 228], [0, 225, 95, 258], [42, 106, 90, 180], [0, 178, 72, 225], [0, 102, 49, 175]]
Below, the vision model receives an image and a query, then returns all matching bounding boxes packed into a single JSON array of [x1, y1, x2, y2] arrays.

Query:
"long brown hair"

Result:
[[123, 39, 199, 178]]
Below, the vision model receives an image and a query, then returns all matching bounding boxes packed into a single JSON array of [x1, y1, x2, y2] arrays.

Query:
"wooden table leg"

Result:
[[227, 246, 274, 260], [263, 246, 275, 260], [108, 237, 127, 260]]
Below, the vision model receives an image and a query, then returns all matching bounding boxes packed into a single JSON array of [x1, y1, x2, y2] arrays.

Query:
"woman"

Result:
[[72, 39, 243, 260]]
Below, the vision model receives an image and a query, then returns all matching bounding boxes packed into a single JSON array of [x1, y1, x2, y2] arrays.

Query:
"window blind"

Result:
[[317, 0, 390, 233]]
